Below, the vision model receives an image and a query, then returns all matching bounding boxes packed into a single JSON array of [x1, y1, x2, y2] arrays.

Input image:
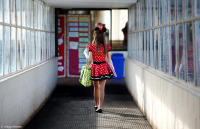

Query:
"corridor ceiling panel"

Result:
[[45, 0, 137, 9]]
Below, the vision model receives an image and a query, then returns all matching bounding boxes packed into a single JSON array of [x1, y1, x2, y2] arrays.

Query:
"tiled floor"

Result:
[[24, 79, 152, 129]]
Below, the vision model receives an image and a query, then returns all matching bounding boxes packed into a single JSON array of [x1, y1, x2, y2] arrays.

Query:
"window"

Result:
[[153, 0, 158, 26], [16, 0, 21, 26], [140, 32, 144, 62], [195, 0, 200, 16], [176, 0, 183, 21], [36, 31, 40, 63], [26, 0, 30, 27], [11, 27, 16, 72], [112, 9, 128, 50], [22, 0, 26, 27], [11, 0, 16, 25], [31, 30, 35, 65], [150, 30, 154, 67], [0, 0, 2, 22], [163, 0, 169, 24], [4, 26, 10, 75], [128, 0, 200, 87], [4, 0, 10, 24], [158, 0, 162, 25], [185, 22, 194, 84], [184, 0, 192, 19], [144, 31, 147, 64], [22, 29, 26, 68], [0, 25, 3, 76], [169, 0, 175, 23], [17, 28, 21, 70], [177, 24, 185, 80], [195, 20, 200, 87], [0, 0, 55, 79], [154, 29, 158, 69], [163, 27, 170, 73], [170, 26, 176, 76], [158, 28, 164, 71], [147, 31, 150, 65], [26, 30, 30, 65]]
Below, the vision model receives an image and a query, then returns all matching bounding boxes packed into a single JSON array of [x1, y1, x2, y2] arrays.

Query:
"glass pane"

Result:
[[158, 0, 162, 25], [112, 9, 128, 50], [4, 26, 10, 75], [154, 29, 159, 69], [4, 0, 10, 23], [164, 27, 170, 73], [169, 0, 175, 23], [22, 0, 26, 26], [185, 23, 194, 83], [11, 27, 16, 72], [177, 24, 185, 80], [47, 33, 50, 59], [39, 2, 42, 30], [135, 33, 137, 59], [52, 9, 55, 32], [17, 28, 21, 70], [140, 32, 144, 63], [37, 31, 41, 62], [158, 28, 164, 71], [144, 31, 147, 64], [26, 0, 30, 27], [153, 0, 159, 26], [0, 25, 2, 76], [148, 0, 153, 27], [170, 26, 176, 76], [138, 32, 142, 61], [195, 0, 200, 16], [184, 0, 192, 19], [30, 0, 34, 28], [162, 0, 168, 24], [136, 33, 139, 61], [0, 0, 2, 22], [22, 29, 26, 68], [51, 33, 55, 57], [31, 30, 35, 65], [26, 30, 30, 66], [195, 20, 200, 86], [16, 0, 21, 26], [34, 1, 37, 29], [150, 30, 154, 67], [147, 31, 150, 65], [176, 0, 183, 20], [11, 0, 16, 25]]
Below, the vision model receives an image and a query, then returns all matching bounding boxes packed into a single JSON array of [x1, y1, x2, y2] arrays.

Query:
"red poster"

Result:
[[58, 16, 66, 77]]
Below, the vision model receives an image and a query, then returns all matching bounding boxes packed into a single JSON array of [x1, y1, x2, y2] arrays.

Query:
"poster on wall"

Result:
[[67, 15, 90, 77], [57, 15, 66, 78]]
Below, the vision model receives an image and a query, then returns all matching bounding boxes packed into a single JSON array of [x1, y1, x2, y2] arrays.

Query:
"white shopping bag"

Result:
[[109, 62, 117, 77], [83, 48, 89, 59]]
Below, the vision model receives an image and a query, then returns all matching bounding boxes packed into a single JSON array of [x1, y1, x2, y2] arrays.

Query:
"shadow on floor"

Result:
[[24, 78, 152, 129]]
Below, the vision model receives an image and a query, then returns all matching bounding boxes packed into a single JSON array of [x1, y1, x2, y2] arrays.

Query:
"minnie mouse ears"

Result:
[[95, 26, 107, 32]]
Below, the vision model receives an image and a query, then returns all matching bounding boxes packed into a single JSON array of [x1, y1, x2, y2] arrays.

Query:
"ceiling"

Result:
[[45, 0, 137, 9]]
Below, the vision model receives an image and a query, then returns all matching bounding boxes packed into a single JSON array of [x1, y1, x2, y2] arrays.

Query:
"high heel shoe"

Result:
[[95, 108, 103, 113]]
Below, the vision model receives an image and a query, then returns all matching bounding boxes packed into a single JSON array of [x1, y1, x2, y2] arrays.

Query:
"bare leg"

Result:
[[93, 81, 99, 107], [99, 79, 106, 109]]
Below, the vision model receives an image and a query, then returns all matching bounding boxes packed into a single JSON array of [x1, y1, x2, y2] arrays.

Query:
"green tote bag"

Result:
[[79, 62, 92, 87]]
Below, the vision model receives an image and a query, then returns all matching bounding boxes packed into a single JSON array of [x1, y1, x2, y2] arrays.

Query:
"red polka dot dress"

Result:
[[88, 43, 113, 80]]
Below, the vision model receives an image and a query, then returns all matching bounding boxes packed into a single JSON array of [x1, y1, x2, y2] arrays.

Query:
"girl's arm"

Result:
[[88, 51, 92, 64], [107, 52, 112, 64]]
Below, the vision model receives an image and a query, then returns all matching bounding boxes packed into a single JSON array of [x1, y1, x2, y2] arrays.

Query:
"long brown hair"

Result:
[[93, 28, 107, 54]]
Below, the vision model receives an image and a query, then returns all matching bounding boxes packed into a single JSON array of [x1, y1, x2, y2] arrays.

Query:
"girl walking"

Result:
[[87, 26, 113, 113]]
